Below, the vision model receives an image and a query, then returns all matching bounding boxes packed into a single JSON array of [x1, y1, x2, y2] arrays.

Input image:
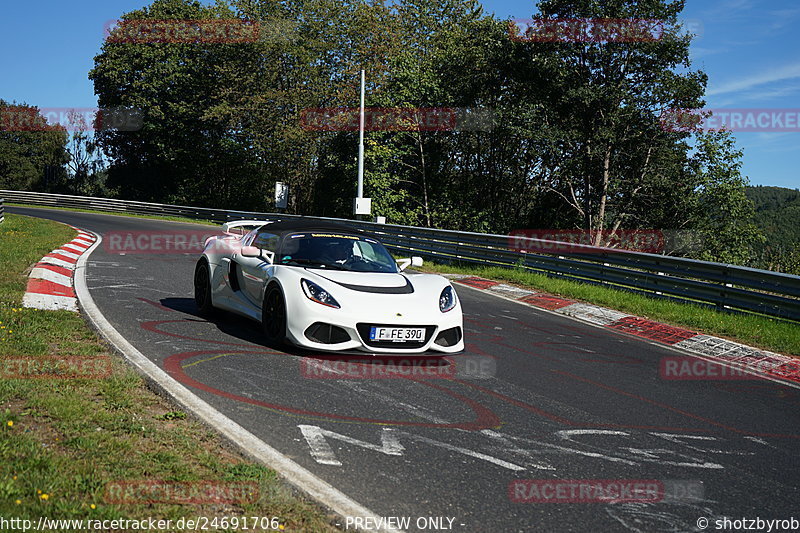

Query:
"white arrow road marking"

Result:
[[556, 429, 724, 469], [403, 432, 526, 471], [651, 433, 756, 455], [298, 425, 405, 466], [298, 425, 525, 471], [480, 429, 556, 470]]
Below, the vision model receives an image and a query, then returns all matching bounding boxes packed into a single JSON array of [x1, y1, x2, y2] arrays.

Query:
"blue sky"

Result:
[[1, 0, 798, 190]]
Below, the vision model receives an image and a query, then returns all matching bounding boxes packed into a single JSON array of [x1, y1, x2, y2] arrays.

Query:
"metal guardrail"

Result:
[[3, 189, 799, 322]]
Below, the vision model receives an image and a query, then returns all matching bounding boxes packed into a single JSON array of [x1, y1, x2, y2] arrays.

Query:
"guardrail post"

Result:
[[0, 198, 4, 224]]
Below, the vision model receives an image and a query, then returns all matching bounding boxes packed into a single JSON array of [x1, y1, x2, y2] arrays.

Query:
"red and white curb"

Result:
[[447, 274, 800, 386], [22, 227, 97, 312]]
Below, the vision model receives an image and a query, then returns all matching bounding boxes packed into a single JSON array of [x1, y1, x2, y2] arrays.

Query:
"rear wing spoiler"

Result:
[[222, 220, 275, 235]]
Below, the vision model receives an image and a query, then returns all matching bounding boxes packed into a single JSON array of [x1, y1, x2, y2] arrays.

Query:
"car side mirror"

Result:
[[241, 247, 275, 264], [397, 256, 424, 271], [241, 246, 262, 258]]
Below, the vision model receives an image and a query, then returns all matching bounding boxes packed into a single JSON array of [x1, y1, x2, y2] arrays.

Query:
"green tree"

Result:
[[90, 0, 264, 208], [0, 100, 68, 191], [519, 0, 707, 243], [681, 130, 764, 264]]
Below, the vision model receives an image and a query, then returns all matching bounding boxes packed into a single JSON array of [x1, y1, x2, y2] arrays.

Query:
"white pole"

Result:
[[357, 69, 365, 199]]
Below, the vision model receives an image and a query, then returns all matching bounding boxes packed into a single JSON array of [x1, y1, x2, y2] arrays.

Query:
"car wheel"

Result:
[[262, 284, 287, 347], [194, 259, 215, 316]]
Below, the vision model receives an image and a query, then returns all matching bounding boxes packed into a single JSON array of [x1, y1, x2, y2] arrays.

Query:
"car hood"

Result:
[[312, 270, 410, 289]]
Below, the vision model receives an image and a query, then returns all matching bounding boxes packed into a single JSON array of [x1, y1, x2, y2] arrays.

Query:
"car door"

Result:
[[236, 230, 279, 308]]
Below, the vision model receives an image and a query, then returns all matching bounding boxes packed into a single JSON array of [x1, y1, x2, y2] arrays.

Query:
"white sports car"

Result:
[[193, 219, 464, 354]]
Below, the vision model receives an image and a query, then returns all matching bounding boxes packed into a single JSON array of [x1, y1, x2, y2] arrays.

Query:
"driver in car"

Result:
[[321, 239, 354, 264]]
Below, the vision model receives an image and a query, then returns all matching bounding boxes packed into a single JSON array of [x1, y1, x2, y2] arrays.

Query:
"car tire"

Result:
[[194, 259, 216, 316], [262, 284, 287, 347]]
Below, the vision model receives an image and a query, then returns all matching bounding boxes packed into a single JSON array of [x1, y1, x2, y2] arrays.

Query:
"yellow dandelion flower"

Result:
[[15, 500, 21, 505], [12, 475, 17, 480], [37, 490, 42, 494], [90, 504, 96, 509], [6, 421, 12, 427], [40, 494, 49, 500]]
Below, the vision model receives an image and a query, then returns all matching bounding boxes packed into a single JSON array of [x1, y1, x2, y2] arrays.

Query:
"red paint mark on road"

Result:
[[138, 298, 177, 313], [456, 379, 578, 426], [457, 277, 500, 289], [606, 316, 696, 345], [518, 293, 574, 310], [766, 361, 800, 384], [163, 349, 501, 430]]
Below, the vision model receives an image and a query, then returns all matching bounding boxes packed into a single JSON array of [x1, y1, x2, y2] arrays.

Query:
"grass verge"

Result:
[[0, 214, 338, 531], [420, 262, 800, 356]]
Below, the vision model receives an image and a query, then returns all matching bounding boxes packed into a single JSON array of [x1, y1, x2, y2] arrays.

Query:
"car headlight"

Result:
[[301, 279, 340, 308], [439, 285, 457, 313]]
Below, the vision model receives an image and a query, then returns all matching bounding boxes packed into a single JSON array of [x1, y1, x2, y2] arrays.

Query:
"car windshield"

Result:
[[278, 232, 399, 273]]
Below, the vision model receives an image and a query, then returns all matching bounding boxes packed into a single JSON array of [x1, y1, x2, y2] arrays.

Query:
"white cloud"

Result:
[[706, 63, 800, 96]]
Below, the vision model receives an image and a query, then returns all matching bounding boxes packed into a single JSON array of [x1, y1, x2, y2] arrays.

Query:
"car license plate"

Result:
[[370, 326, 425, 342]]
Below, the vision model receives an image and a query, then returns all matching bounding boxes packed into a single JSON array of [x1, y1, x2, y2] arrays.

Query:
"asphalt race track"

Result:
[[10, 206, 800, 533]]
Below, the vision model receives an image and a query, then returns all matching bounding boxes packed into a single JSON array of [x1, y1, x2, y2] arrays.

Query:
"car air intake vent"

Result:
[[305, 323, 351, 344], [434, 326, 462, 347]]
